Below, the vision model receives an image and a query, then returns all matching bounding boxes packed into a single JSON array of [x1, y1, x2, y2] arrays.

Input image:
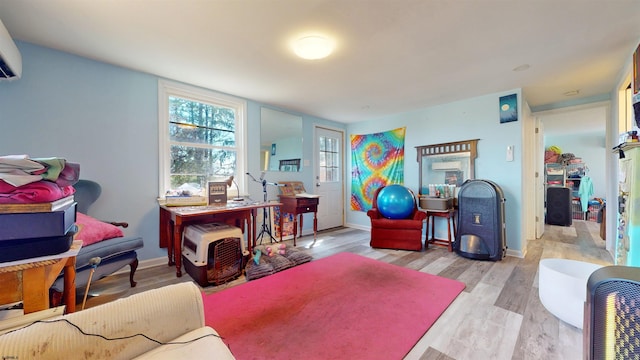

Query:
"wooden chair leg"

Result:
[[129, 258, 139, 288], [447, 216, 453, 252], [50, 289, 63, 307]]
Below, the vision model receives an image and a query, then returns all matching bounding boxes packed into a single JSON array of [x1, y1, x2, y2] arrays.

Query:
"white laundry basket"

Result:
[[538, 258, 604, 329]]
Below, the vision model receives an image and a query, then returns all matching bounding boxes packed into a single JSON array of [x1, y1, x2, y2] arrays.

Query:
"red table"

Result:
[[277, 195, 319, 246], [159, 201, 280, 277]]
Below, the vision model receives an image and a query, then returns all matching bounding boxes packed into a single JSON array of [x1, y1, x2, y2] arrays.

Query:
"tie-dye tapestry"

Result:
[[350, 127, 406, 211]]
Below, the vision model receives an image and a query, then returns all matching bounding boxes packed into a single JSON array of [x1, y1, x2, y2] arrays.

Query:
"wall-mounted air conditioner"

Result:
[[432, 161, 461, 170], [0, 19, 22, 80]]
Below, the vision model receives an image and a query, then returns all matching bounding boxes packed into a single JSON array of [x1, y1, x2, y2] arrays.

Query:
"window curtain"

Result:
[[350, 127, 405, 211]]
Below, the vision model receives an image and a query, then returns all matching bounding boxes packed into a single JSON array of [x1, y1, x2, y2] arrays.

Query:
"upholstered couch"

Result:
[[0, 282, 235, 359]]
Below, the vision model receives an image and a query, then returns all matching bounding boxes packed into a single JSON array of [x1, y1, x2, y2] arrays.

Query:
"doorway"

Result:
[[534, 103, 608, 238], [314, 126, 345, 230]]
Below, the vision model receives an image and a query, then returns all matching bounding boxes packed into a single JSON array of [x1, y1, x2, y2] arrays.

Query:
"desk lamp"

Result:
[[226, 176, 243, 201]]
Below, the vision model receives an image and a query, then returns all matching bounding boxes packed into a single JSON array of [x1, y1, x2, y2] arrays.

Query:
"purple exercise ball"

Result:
[[376, 185, 415, 219]]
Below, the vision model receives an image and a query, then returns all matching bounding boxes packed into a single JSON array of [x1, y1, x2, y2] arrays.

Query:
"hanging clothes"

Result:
[[578, 175, 594, 212]]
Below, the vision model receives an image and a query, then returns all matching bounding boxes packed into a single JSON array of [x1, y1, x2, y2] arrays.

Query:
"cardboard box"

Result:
[[0, 202, 76, 241]]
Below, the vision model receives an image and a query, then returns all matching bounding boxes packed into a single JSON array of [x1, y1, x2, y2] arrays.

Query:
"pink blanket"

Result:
[[0, 180, 75, 203]]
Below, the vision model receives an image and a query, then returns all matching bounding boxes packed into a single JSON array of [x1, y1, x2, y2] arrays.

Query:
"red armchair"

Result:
[[367, 186, 427, 251]]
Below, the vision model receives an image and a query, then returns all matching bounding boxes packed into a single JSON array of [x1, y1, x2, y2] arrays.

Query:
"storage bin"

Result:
[[0, 225, 76, 262], [571, 200, 584, 220], [587, 203, 603, 222], [0, 202, 76, 241], [419, 197, 453, 210]]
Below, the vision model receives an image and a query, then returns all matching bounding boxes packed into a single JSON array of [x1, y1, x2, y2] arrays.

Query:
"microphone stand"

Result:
[[246, 172, 281, 244]]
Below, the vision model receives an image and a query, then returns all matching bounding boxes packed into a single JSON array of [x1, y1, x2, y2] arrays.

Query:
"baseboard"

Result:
[[123, 224, 521, 274], [119, 226, 365, 275], [506, 248, 523, 258], [345, 222, 370, 231], [348, 222, 521, 258]]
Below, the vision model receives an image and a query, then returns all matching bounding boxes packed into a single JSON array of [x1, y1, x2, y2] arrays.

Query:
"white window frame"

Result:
[[158, 79, 247, 198]]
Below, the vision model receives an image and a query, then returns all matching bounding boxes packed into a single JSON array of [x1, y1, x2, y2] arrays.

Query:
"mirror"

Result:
[[416, 139, 478, 197], [260, 107, 303, 172]]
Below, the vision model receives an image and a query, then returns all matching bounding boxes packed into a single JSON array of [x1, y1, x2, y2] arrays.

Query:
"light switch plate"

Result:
[[506, 145, 514, 161]]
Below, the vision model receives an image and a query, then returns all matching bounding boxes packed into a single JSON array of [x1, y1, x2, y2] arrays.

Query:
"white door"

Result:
[[314, 126, 344, 230], [536, 119, 546, 238]]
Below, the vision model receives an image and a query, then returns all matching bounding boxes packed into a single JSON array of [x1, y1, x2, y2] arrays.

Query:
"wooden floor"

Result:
[[81, 220, 611, 360]]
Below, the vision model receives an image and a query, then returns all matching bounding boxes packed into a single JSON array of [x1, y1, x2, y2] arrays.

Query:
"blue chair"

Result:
[[51, 180, 144, 305]]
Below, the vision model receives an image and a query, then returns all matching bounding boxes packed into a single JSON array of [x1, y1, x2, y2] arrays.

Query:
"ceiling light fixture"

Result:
[[293, 35, 334, 60]]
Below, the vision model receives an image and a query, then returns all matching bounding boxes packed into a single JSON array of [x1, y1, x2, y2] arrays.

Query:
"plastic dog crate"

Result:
[[182, 223, 245, 286]]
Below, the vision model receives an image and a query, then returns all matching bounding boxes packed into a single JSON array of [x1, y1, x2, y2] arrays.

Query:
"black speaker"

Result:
[[545, 187, 572, 226], [584, 266, 640, 359]]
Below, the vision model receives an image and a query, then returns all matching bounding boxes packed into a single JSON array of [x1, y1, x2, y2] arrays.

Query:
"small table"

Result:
[[277, 195, 319, 246], [0, 240, 81, 314], [425, 209, 456, 252], [159, 201, 281, 277]]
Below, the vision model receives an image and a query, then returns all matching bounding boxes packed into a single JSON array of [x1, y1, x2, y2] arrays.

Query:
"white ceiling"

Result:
[[0, 0, 639, 124]]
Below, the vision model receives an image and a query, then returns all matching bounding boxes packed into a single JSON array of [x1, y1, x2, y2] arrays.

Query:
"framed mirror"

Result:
[[260, 107, 303, 172], [416, 139, 478, 197]]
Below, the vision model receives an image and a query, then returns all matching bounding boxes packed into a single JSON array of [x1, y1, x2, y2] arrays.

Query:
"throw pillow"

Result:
[[265, 253, 295, 272], [74, 212, 124, 246], [245, 255, 275, 281], [283, 247, 313, 265]]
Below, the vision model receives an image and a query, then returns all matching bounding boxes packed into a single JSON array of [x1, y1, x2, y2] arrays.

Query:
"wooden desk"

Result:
[[0, 240, 81, 314], [159, 201, 280, 277], [278, 195, 319, 246]]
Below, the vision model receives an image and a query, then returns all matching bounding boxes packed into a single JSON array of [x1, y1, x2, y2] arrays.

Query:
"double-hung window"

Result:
[[158, 80, 247, 198]]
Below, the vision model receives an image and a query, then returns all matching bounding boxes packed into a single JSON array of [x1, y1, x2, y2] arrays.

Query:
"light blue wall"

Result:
[[346, 91, 524, 253], [0, 41, 344, 261], [545, 132, 606, 198]]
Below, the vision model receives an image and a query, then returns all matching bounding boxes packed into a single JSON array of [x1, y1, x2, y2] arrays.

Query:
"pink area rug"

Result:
[[203, 252, 465, 360]]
